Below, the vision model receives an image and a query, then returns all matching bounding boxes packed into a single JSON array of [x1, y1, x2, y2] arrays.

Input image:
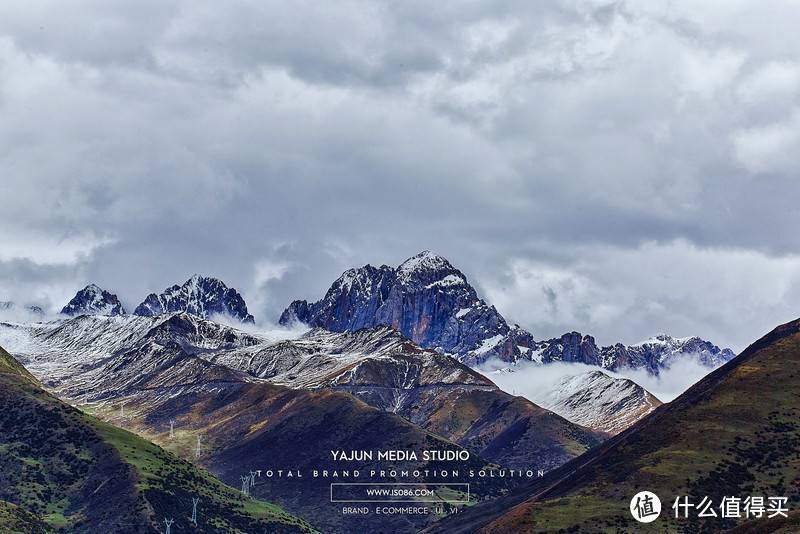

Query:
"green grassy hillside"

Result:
[[0, 345, 39, 384], [0, 345, 316, 533], [0, 501, 53, 533], [429, 318, 800, 533], [101, 380, 516, 534]]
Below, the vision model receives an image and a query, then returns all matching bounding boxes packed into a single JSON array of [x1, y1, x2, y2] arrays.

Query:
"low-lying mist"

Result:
[[478, 355, 726, 404]]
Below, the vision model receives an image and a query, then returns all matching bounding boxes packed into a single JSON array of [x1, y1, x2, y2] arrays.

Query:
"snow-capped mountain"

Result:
[[0, 314, 601, 471], [436, 319, 800, 534], [532, 370, 661, 435], [529, 332, 735, 374], [279, 251, 734, 373], [0, 316, 510, 534], [280, 250, 535, 364], [528, 332, 602, 365], [210, 325, 601, 470], [608, 334, 736, 372], [0, 313, 263, 394], [0, 301, 44, 315], [60, 284, 126, 316], [208, 325, 495, 391], [133, 274, 254, 323]]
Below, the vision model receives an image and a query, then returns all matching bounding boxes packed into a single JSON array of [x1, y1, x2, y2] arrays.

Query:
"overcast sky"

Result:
[[1, 1, 800, 351]]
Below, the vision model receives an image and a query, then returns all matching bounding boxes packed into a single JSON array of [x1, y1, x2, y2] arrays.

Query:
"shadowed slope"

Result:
[[427, 318, 800, 533], [0, 345, 315, 533]]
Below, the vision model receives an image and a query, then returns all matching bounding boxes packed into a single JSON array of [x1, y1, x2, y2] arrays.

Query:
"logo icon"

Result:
[[630, 491, 661, 523]]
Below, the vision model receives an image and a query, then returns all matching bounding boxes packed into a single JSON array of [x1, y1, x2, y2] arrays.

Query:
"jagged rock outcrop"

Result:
[[531, 332, 735, 374], [428, 318, 800, 533], [134, 274, 254, 323], [280, 250, 535, 364], [280, 251, 734, 372], [600, 334, 736, 373], [529, 331, 602, 365], [61, 284, 126, 316]]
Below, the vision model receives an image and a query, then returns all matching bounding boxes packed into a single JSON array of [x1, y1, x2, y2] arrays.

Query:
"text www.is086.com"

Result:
[[365, 487, 435, 498]]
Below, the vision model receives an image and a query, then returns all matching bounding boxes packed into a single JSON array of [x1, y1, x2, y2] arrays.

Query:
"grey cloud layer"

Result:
[[1, 1, 799, 351]]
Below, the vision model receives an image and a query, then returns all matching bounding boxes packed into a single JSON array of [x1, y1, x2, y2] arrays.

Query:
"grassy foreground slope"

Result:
[[108, 380, 516, 534], [0, 501, 53, 533], [0, 345, 315, 533], [428, 318, 800, 533]]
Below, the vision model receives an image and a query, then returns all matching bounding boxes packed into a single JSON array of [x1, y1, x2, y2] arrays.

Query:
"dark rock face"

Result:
[[61, 284, 126, 316], [533, 332, 735, 374], [533, 332, 602, 366], [280, 251, 535, 364], [282, 264, 396, 331], [600, 334, 736, 373], [279, 251, 734, 372], [134, 275, 254, 323]]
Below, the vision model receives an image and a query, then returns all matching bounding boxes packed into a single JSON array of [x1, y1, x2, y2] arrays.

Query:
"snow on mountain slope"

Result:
[[205, 325, 603, 470], [279, 251, 734, 374], [0, 313, 601, 471], [134, 274, 254, 323], [612, 334, 736, 371], [0, 313, 265, 391], [529, 331, 736, 375], [0, 315, 157, 376], [280, 250, 536, 365], [207, 326, 493, 390], [60, 284, 126, 316], [535, 370, 661, 434]]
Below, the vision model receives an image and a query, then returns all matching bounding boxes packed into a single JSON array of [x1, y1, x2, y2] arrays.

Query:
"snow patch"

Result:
[[425, 274, 466, 289], [473, 334, 504, 355]]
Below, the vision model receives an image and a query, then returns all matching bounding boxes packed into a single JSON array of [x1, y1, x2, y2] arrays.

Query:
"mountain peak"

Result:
[[533, 331, 734, 373], [442, 317, 800, 533], [279, 251, 534, 363], [61, 284, 125, 316], [397, 250, 455, 275], [637, 333, 687, 345], [133, 276, 254, 323], [396, 251, 468, 292], [534, 369, 661, 434], [182, 274, 225, 293]]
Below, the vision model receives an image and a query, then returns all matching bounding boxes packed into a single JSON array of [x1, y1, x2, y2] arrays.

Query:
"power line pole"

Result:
[[241, 475, 250, 497], [163, 518, 174, 534], [191, 497, 200, 526], [169, 419, 175, 439]]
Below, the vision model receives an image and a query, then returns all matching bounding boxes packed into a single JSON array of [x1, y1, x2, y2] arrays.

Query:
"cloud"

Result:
[[0, 231, 114, 266], [0, 1, 799, 347], [736, 60, 800, 105], [480, 356, 723, 406], [612, 358, 723, 402], [481, 240, 800, 351], [0, 304, 47, 324], [732, 111, 800, 174], [479, 360, 604, 400]]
